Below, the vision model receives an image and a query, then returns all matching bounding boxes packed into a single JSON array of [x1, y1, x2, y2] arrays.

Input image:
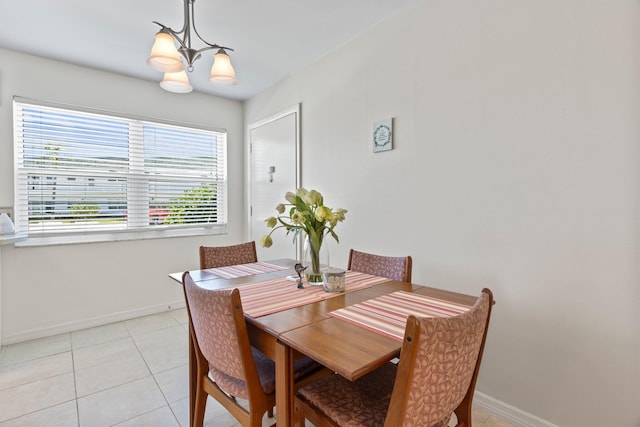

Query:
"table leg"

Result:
[[275, 339, 294, 427]]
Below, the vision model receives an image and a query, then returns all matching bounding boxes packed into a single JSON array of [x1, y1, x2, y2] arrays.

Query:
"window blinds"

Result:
[[14, 99, 227, 236]]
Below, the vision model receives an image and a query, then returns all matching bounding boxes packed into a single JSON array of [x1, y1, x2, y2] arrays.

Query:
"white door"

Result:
[[249, 105, 301, 261]]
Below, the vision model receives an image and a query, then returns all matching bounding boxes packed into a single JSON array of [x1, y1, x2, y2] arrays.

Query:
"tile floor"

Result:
[[0, 310, 514, 427]]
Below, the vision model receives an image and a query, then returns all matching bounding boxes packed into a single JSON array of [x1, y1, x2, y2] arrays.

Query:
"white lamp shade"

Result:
[[160, 71, 193, 93], [147, 32, 184, 73], [209, 50, 237, 85]]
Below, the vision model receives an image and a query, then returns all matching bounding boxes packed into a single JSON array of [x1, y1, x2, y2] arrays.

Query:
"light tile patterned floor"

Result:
[[0, 310, 514, 426]]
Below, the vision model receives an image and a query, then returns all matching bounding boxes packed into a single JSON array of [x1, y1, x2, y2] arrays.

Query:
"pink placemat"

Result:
[[328, 291, 472, 341], [239, 271, 389, 318], [204, 262, 290, 279]]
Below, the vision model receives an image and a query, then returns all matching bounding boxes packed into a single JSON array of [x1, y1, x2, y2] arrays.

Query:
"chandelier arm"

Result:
[[194, 45, 235, 55], [189, 0, 233, 52], [152, 21, 189, 50], [183, 0, 191, 32]]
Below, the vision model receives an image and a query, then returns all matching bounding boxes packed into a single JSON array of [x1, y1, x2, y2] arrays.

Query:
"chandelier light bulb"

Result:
[[147, 32, 184, 73], [160, 70, 193, 93], [209, 49, 237, 85]]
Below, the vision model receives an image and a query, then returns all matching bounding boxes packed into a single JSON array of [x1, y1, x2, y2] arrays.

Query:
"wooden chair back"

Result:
[[182, 272, 273, 426], [292, 289, 494, 427], [199, 241, 257, 269], [347, 249, 412, 282], [385, 288, 494, 426]]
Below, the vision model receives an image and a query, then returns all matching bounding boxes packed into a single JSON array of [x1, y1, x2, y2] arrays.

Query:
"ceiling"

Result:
[[0, 0, 416, 101]]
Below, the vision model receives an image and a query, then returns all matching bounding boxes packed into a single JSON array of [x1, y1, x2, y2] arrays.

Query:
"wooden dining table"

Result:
[[170, 259, 478, 427]]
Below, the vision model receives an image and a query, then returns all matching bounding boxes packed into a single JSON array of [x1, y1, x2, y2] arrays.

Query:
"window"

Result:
[[13, 99, 227, 243]]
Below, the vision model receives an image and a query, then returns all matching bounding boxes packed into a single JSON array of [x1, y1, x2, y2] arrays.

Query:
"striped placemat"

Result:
[[204, 262, 290, 279], [240, 271, 389, 318], [328, 291, 472, 341]]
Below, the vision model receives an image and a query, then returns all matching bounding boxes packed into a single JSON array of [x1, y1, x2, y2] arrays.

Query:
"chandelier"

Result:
[[147, 0, 237, 93]]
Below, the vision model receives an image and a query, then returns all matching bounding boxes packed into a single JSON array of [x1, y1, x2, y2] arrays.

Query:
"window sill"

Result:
[[0, 233, 29, 246], [14, 224, 227, 247]]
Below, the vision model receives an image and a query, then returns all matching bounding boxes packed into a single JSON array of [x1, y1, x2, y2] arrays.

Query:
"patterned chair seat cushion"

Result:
[[298, 362, 451, 427], [211, 346, 321, 398]]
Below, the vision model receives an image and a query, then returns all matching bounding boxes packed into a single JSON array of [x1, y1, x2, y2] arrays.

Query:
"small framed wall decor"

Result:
[[372, 118, 393, 152]]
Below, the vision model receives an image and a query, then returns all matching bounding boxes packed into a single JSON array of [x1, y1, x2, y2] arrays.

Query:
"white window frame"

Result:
[[13, 97, 227, 247]]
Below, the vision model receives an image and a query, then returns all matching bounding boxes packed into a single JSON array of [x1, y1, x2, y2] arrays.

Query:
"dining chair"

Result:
[[347, 249, 412, 282], [182, 272, 326, 427], [199, 241, 258, 269], [293, 288, 494, 427]]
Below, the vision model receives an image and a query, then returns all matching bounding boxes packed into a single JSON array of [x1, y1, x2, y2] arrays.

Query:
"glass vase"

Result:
[[303, 234, 329, 285]]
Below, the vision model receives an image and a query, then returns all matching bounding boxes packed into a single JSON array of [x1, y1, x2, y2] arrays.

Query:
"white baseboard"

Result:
[[474, 391, 559, 427], [1, 300, 186, 346]]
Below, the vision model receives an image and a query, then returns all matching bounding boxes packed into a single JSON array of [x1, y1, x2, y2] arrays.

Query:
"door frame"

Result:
[[246, 103, 301, 255]]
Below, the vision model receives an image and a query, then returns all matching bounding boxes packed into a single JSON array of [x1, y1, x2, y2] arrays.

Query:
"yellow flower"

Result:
[[315, 206, 332, 222], [260, 235, 273, 248], [328, 210, 340, 226], [285, 192, 297, 204], [305, 190, 322, 206], [325, 209, 336, 222], [263, 188, 347, 250], [296, 188, 309, 199], [292, 212, 306, 224]]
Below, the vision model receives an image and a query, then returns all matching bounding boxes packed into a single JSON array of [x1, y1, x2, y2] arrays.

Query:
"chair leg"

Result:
[[250, 410, 265, 427], [193, 378, 208, 427], [454, 398, 472, 427], [292, 398, 305, 427]]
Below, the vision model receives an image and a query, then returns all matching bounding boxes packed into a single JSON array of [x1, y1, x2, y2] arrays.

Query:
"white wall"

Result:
[[0, 48, 245, 341], [245, 1, 640, 426]]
